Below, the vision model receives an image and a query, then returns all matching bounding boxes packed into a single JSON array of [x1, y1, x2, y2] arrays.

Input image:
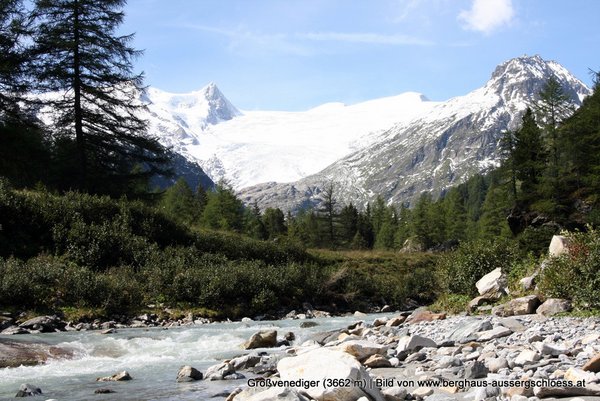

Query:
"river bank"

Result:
[[3, 309, 600, 401]]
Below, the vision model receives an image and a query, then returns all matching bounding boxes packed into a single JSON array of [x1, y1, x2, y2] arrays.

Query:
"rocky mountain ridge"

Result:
[[237, 55, 591, 212]]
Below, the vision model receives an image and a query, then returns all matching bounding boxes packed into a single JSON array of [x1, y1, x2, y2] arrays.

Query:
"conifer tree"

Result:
[[513, 108, 545, 202], [0, 0, 28, 120], [339, 203, 359, 246], [30, 0, 168, 194], [262, 207, 287, 239]]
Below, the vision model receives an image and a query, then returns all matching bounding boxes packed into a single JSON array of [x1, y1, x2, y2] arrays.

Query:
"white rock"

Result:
[[476, 326, 513, 342], [549, 235, 570, 257], [277, 348, 385, 401], [397, 335, 437, 353], [476, 267, 507, 298], [381, 387, 407, 401], [514, 350, 541, 366], [338, 340, 386, 360]]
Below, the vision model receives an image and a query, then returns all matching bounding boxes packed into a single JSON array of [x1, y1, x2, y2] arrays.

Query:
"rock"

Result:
[[2, 326, 29, 335], [205, 361, 235, 380], [381, 386, 407, 401], [15, 383, 42, 397], [363, 354, 392, 368], [486, 357, 508, 373], [385, 316, 406, 327], [583, 353, 600, 372], [381, 305, 392, 313], [564, 367, 598, 383], [0, 316, 13, 331], [411, 387, 433, 398], [519, 274, 537, 291], [339, 340, 386, 360], [94, 388, 116, 394], [549, 235, 570, 256], [467, 296, 493, 312], [514, 350, 541, 366], [100, 328, 116, 334], [0, 339, 74, 368], [492, 295, 541, 317], [230, 354, 262, 371], [243, 330, 277, 349], [476, 267, 507, 298], [464, 360, 489, 379], [277, 348, 385, 401], [236, 387, 310, 401], [176, 365, 203, 382], [536, 298, 572, 316], [300, 321, 318, 328], [448, 319, 493, 343], [241, 317, 253, 322], [19, 315, 64, 332], [476, 326, 512, 341], [536, 342, 568, 356], [397, 335, 437, 353], [373, 317, 388, 327], [354, 311, 367, 318], [437, 356, 462, 368], [406, 310, 446, 324], [96, 370, 132, 382]]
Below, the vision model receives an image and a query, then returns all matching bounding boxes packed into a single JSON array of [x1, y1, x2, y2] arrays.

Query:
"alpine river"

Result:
[[0, 313, 386, 400]]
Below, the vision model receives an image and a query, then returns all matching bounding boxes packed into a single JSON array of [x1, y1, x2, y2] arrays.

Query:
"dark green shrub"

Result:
[[437, 239, 520, 296], [539, 229, 600, 309]]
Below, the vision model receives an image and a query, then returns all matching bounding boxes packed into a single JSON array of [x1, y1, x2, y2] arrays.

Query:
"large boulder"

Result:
[[176, 365, 203, 382], [536, 298, 572, 316], [204, 361, 235, 380], [19, 315, 64, 333], [406, 310, 446, 324], [396, 335, 437, 353], [583, 353, 600, 373], [475, 268, 507, 299], [492, 295, 541, 317], [549, 235, 570, 257], [277, 348, 385, 401], [15, 383, 42, 397], [243, 330, 277, 349]]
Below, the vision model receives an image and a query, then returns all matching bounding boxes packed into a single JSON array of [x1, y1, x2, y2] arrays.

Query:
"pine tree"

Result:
[[30, 0, 168, 195], [160, 178, 198, 224], [202, 182, 245, 231], [513, 108, 546, 203], [443, 187, 467, 241], [318, 183, 338, 248], [0, 0, 28, 120], [262, 207, 287, 239], [338, 203, 359, 246], [244, 202, 267, 240]]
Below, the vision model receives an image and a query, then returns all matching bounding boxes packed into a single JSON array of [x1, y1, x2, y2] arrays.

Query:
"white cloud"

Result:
[[458, 0, 515, 34]]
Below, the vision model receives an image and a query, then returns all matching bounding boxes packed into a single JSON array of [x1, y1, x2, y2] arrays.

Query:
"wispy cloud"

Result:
[[180, 24, 313, 56], [458, 0, 515, 34], [299, 31, 434, 46]]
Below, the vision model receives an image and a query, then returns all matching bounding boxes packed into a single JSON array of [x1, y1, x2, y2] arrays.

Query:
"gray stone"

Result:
[[448, 319, 493, 343], [243, 330, 277, 349], [492, 295, 541, 317], [204, 362, 235, 380], [397, 335, 437, 353], [382, 386, 407, 401], [486, 357, 508, 373], [476, 326, 512, 341], [15, 383, 42, 397], [230, 354, 262, 370], [536, 298, 572, 316], [96, 370, 132, 382], [19, 315, 63, 332], [464, 360, 489, 379], [176, 365, 203, 382]]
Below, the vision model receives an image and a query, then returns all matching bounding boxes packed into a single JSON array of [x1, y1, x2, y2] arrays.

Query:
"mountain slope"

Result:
[[144, 84, 437, 189], [238, 55, 591, 212]]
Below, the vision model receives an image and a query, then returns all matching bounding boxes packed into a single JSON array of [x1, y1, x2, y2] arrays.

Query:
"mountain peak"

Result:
[[486, 55, 591, 105]]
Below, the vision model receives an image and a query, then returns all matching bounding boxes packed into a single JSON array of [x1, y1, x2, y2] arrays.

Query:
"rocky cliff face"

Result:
[[239, 56, 591, 212]]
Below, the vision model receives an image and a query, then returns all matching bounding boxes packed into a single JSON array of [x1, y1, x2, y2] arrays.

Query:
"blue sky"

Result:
[[122, 0, 599, 111]]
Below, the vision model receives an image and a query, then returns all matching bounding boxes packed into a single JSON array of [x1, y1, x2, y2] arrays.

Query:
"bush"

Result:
[[437, 239, 520, 297], [539, 228, 600, 309]]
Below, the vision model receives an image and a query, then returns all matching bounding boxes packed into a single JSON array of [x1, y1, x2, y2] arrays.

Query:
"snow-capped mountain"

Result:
[[238, 55, 592, 211], [144, 83, 437, 189]]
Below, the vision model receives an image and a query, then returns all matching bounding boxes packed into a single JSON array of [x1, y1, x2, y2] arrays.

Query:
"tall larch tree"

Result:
[[30, 0, 168, 195]]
